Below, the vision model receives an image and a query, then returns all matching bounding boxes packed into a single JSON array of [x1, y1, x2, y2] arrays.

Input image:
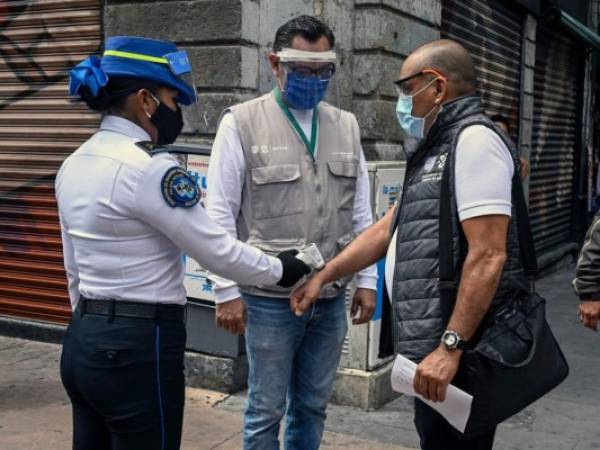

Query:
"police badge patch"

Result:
[[161, 166, 200, 208]]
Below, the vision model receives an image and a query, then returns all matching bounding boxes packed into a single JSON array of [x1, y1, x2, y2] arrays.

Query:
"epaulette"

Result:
[[136, 141, 205, 157], [136, 141, 167, 156]]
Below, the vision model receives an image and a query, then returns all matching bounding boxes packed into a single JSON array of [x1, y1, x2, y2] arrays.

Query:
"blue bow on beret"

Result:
[[68, 36, 196, 105], [69, 55, 109, 97]]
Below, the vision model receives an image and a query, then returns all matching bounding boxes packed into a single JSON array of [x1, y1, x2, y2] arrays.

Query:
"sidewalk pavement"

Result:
[[0, 331, 413, 450], [2, 266, 600, 449]]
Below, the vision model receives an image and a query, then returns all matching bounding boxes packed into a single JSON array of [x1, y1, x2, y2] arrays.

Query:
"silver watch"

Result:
[[441, 330, 467, 351]]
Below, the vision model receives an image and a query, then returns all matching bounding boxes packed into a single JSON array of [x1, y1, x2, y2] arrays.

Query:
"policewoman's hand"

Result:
[[276, 250, 311, 288], [216, 298, 247, 335]]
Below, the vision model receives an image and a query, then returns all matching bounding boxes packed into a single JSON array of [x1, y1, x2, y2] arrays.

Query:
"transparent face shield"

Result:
[[275, 48, 341, 122], [163, 51, 211, 136]]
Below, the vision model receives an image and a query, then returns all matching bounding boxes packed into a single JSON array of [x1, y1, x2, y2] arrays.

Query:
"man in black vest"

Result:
[[291, 39, 526, 450]]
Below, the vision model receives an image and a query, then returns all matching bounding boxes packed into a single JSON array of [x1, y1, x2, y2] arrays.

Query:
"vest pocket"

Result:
[[250, 237, 308, 256], [251, 164, 303, 219], [327, 161, 358, 210]]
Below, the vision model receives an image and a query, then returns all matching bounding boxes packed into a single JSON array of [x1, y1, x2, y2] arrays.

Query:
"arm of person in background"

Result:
[[203, 112, 248, 335], [519, 157, 530, 180], [291, 205, 395, 315], [573, 215, 600, 331], [414, 125, 513, 403], [350, 149, 379, 324]]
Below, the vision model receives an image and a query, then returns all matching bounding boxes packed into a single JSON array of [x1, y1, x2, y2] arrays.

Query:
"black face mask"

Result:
[[148, 95, 183, 146]]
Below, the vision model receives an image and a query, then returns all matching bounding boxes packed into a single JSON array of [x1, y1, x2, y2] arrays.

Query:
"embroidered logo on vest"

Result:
[[421, 153, 448, 183]]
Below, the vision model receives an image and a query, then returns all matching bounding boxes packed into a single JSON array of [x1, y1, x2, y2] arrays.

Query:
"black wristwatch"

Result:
[[441, 330, 467, 351]]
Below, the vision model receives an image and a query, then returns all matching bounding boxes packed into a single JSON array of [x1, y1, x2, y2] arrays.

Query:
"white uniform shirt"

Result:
[[56, 115, 282, 310], [207, 110, 379, 303], [385, 125, 514, 298]]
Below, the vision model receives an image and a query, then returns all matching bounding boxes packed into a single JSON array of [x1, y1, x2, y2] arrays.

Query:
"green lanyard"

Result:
[[273, 88, 319, 157]]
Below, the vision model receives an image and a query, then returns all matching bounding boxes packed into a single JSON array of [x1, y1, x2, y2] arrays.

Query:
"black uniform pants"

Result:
[[60, 308, 186, 450], [414, 399, 496, 450]]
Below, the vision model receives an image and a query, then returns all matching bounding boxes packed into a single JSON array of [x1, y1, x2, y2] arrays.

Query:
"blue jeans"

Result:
[[242, 293, 348, 450]]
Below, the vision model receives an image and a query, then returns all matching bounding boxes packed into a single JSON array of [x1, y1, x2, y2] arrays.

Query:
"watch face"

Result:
[[444, 332, 458, 348]]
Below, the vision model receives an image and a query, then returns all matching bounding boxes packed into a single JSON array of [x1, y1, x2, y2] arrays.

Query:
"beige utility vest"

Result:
[[228, 91, 362, 298]]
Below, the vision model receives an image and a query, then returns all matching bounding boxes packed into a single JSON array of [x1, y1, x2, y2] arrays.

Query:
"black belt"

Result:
[[79, 297, 185, 323]]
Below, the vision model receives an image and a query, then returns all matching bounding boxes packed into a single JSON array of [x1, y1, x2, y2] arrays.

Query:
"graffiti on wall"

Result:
[[0, 1, 101, 321], [0, 3, 87, 108]]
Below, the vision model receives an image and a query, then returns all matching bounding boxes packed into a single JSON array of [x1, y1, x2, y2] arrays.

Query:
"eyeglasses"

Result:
[[284, 62, 336, 80], [393, 69, 446, 96]]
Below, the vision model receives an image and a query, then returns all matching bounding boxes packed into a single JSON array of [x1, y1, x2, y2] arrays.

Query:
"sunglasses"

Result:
[[393, 68, 446, 96]]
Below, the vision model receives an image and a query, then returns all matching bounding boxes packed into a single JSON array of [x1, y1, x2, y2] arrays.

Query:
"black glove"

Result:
[[276, 250, 311, 287]]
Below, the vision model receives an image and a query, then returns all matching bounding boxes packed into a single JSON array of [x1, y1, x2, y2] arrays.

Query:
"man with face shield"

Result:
[[291, 39, 527, 450], [57, 36, 311, 450], [205, 15, 378, 450]]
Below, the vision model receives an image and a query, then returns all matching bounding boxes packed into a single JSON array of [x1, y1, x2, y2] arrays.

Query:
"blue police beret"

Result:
[[69, 36, 196, 106]]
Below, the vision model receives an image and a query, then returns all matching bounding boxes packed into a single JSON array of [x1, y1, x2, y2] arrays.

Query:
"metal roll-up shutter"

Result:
[[442, 0, 524, 140], [0, 0, 102, 323], [528, 30, 584, 256]]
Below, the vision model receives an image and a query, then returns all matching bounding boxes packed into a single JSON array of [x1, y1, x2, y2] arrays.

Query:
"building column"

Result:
[[350, 0, 441, 160], [519, 14, 537, 199]]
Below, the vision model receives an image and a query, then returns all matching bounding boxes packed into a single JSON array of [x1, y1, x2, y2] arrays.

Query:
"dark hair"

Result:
[[273, 15, 335, 52], [490, 114, 511, 133], [78, 76, 162, 113]]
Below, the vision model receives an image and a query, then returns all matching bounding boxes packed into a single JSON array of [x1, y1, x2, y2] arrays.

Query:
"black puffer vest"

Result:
[[391, 95, 527, 362]]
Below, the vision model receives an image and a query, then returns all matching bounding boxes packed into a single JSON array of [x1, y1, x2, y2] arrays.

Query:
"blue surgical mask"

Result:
[[283, 71, 329, 110], [395, 77, 440, 139]]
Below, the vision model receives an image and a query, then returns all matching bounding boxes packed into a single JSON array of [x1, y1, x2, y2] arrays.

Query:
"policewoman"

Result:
[[57, 36, 309, 450]]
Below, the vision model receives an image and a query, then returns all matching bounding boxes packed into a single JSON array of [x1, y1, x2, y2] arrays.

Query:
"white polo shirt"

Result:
[[385, 125, 515, 296], [56, 116, 282, 310]]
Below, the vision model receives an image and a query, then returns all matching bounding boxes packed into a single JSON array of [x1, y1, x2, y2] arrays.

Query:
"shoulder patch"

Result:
[[161, 166, 200, 208]]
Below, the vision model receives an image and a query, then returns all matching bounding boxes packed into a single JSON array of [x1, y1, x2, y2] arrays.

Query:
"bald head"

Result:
[[403, 39, 477, 98]]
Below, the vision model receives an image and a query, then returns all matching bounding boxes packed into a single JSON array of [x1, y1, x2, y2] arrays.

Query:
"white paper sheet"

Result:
[[391, 354, 473, 433]]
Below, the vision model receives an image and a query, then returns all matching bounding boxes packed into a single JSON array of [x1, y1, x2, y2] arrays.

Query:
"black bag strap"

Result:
[[511, 169, 539, 279], [438, 154, 539, 322]]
